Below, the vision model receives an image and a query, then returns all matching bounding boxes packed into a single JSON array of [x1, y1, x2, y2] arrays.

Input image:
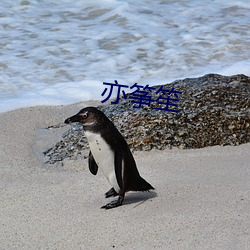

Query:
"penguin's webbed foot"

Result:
[[105, 187, 118, 198], [101, 196, 124, 209]]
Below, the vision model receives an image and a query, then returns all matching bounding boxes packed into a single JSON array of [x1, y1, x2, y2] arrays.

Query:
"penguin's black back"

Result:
[[98, 113, 154, 192]]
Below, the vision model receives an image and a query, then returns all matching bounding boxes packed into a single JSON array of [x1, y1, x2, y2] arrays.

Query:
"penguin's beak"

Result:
[[64, 114, 81, 124]]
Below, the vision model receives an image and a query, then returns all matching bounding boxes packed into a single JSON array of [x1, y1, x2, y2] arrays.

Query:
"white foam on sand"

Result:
[[0, 0, 249, 112]]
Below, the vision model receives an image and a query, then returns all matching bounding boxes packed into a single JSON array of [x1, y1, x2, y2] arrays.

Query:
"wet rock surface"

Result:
[[43, 74, 250, 164]]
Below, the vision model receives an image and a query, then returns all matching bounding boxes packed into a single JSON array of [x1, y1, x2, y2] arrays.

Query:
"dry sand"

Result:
[[0, 102, 249, 249]]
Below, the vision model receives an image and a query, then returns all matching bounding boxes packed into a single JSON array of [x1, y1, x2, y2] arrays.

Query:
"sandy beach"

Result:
[[0, 102, 249, 249]]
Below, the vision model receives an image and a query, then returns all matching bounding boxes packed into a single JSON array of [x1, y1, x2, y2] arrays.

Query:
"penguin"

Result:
[[65, 107, 154, 209]]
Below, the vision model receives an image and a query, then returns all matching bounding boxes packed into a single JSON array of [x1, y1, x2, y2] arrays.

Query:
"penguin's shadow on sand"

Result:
[[122, 191, 157, 208]]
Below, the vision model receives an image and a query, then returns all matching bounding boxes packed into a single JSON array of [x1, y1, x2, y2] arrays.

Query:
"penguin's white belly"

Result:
[[85, 131, 120, 193]]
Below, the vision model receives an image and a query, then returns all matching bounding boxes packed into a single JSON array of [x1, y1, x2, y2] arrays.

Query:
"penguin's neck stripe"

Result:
[[82, 121, 95, 126]]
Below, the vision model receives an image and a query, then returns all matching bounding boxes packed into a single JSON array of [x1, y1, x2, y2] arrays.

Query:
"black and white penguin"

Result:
[[65, 107, 154, 209]]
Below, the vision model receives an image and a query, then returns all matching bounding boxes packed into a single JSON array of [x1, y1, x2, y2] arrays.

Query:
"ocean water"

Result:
[[0, 0, 249, 112]]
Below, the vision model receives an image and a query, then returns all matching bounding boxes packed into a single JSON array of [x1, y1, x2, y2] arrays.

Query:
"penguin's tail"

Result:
[[132, 176, 154, 192]]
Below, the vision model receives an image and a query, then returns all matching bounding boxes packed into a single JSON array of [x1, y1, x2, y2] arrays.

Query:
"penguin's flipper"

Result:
[[114, 146, 124, 190], [88, 151, 98, 175], [105, 187, 118, 198]]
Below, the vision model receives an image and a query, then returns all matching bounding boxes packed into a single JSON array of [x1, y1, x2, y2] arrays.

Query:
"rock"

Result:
[[43, 74, 250, 164]]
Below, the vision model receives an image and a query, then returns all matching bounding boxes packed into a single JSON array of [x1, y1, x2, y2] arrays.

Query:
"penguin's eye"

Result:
[[79, 112, 88, 119]]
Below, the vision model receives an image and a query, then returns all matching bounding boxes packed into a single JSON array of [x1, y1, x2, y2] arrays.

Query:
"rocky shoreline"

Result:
[[43, 74, 250, 164]]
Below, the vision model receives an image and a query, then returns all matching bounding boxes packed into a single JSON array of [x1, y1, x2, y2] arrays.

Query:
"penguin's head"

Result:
[[65, 107, 109, 129]]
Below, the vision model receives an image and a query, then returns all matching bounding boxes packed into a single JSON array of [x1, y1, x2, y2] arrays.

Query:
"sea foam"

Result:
[[0, 0, 249, 112]]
